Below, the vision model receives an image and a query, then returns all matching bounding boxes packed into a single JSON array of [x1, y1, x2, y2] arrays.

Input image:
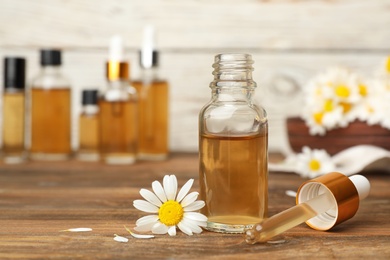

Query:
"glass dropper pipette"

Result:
[[245, 173, 370, 244]]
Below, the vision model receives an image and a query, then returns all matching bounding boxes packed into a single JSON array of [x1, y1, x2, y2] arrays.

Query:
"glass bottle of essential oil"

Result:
[[1, 57, 26, 163], [132, 26, 169, 160], [78, 89, 99, 161], [30, 49, 72, 160], [99, 35, 138, 164], [199, 53, 268, 233]]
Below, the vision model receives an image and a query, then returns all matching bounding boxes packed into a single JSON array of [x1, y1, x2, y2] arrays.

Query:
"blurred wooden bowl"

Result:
[[286, 117, 390, 155]]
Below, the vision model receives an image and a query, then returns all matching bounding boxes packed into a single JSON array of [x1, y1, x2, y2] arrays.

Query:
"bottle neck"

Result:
[[210, 54, 256, 102], [40, 65, 62, 75], [140, 67, 159, 83]]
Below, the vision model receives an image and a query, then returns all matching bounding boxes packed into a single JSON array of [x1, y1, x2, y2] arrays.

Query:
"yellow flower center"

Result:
[[158, 200, 184, 226], [340, 102, 352, 114], [335, 85, 350, 98], [313, 112, 323, 124], [309, 159, 321, 171], [359, 84, 368, 97], [324, 99, 334, 112]]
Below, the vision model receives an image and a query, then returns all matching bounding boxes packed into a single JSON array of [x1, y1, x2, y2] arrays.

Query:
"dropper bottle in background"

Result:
[[78, 89, 99, 161], [132, 26, 169, 160], [98, 35, 138, 164], [30, 49, 72, 160], [1, 57, 26, 163]]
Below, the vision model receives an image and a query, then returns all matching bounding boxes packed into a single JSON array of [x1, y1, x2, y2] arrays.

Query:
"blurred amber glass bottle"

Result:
[[132, 26, 169, 160], [99, 36, 138, 164], [30, 49, 72, 160], [78, 89, 99, 161], [2, 57, 26, 163]]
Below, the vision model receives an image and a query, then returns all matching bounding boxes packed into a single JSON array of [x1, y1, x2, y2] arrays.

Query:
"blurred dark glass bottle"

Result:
[[30, 49, 72, 160], [2, 57, 26, 163]]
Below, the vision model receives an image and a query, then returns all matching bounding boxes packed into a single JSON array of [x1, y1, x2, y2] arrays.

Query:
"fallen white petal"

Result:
[[129, 232, 155, 239], [152, 180, 167, 203], [133, 200, 159, 213], [124, 225, 155, 239], [184, 200, 205, 212], [181, 192, 199, 207], [285, 190, 297, 198], [114, 234, 129, 243], [140, 189, 162, 207], [176, 179, 194, 202], [60, 228, 92, 232]]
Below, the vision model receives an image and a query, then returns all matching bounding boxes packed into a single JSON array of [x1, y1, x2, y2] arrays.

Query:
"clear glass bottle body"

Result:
[[98, 80, 138, 164], [78, 105, 99, 161], [199, 54, 268, 233], [132, 68, 169, 160], [30, 66, 71, 160], [2, 88, 26, 163]]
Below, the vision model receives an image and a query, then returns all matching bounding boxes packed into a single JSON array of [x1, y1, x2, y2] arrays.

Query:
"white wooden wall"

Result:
[[0, 0, 389, 153]]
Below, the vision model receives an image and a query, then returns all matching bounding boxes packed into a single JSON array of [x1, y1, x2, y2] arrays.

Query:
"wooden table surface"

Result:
[[0, 153, 389, 259]]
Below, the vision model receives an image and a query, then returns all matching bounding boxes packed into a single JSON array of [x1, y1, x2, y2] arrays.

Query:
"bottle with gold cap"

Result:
[[98, 35, 138, 164], [132, 26, 169, 161]]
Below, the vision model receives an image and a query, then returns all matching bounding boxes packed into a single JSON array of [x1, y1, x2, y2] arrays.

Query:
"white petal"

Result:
[[184, 200, 205, 212], [176, 179, 194, 202], [171, 175, 178, 200], [135, 215, 159, 226], [191, 219, 207, 228], [152, 181, 167, 203], [133, 200, 159, 213], [167, 226, 176, 236], [163, 175, 177, 201], [151, 222, 169, 234], [129, 232, 154, 239], [184, 212, 208, 222], [114, 234, 128, 243], [181, 192, 199, 207], [177, 222, 193, 236], [60, 228, 92, 232], [140, 189, 162, 207], [181, 218, 203, 234]]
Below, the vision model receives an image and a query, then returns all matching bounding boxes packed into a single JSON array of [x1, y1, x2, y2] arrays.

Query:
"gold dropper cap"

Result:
[[106, 61, 129, 81], [297, 172, 360, 231]]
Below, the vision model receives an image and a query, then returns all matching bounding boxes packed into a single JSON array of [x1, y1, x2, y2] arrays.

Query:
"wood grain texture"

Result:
[[0, 0, 389, 153], [0, 0, 389, 50], [0, 154, 389, 259]]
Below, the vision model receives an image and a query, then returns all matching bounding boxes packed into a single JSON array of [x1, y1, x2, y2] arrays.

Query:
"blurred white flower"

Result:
[[295, 146, 335, 178], [300, 65, 390, 135]]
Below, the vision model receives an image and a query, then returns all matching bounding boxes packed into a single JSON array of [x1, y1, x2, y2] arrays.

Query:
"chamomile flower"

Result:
[[133, 175, 207, 236], [301, 66, 372, 135], [295, 146, 335, 178]]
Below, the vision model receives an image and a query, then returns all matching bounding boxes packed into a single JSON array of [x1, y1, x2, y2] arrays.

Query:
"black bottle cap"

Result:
[[4, 57, 26, 89], [40, 49, 62, 66], [82, 89, 99, 105]]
